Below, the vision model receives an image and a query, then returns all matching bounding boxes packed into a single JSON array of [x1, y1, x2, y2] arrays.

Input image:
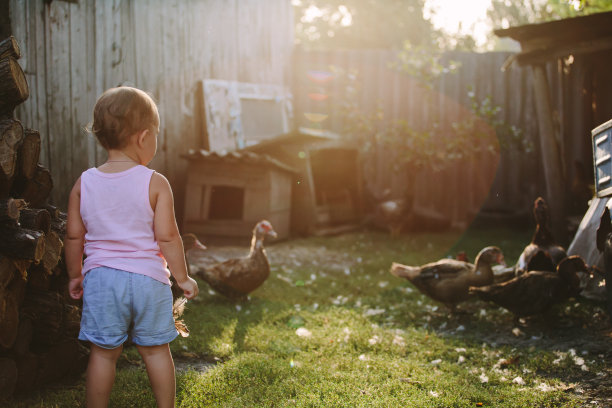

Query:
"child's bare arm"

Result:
[[65, 177, 86, 299], [151, 172, 199, 299]]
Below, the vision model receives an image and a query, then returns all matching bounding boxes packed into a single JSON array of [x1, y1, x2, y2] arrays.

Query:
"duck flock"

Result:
[[174, 197, 611, 330], [391, 197, 609, 321]]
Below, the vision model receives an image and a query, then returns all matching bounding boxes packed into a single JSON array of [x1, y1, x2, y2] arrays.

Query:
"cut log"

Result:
[[0, 255, 16, 289], [13, 259, 30, 280], [21, 289, 63, 347], [16, 129, 40, 180], [35, 339, 88, 387], [10, 318, 32, 356], [0, 357, 17, 398], [63, 303, 81, 340], [0, 226, 45, 262], [43, 204, 60, 219], [0, 119, 24, 192], [42, 231, 63, 273], [0, 197, 26, 223], [17, 165, 53, 208], [24, 264, 49, 291], [0, 57, 29, 116], [0, 286, 19, 349], [0, 36, 21, 60], [14, 352, 38, 393], [50, 211, 67, 238], [9, 272, 27, 307], [19, 208, 51, 235]]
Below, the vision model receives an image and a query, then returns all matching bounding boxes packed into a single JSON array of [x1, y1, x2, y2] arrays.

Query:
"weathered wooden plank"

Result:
[[46, 2, 72, 206], [69, 0, 91, 182]]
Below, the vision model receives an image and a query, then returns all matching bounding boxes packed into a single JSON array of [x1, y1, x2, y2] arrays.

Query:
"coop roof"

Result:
[[242, 126, 341, 153], [495, 10, 612, 66], [181, 149, 298, 174]]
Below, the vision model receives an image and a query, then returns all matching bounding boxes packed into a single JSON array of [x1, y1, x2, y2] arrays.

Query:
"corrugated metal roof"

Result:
[[181, 149, 299, 174]]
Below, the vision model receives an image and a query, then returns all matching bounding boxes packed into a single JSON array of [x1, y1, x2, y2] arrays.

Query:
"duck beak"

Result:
[[268, 230, 278, 239], [194, 240, 207, 250]]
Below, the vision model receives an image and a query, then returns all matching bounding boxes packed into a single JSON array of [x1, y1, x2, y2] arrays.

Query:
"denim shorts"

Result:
[[79, 266, 178, 349]]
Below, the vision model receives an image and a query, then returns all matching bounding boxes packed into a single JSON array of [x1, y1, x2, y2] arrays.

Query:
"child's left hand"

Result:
[[69, 275, 84, 299]]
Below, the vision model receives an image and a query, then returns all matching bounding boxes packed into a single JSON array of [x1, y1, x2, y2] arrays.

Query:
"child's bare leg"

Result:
[[137, 343, 175, 408], [86, 344, 123, 408]]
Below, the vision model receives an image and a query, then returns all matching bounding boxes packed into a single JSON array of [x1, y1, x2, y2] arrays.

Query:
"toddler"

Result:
[[65, 86, 199, 408]]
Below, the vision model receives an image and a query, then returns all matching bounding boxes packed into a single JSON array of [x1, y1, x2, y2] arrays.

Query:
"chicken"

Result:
[[516, 197, 566, 275], [470, 255, 585, 318], [390, 246, 505, 312], [195, 220, 277, 299]]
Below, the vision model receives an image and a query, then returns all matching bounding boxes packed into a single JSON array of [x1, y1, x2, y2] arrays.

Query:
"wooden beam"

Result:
[[515, 35, 612, 66], [531, 64, 567, 243]]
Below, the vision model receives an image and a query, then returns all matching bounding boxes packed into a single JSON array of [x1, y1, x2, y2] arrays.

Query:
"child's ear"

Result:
[[136, 129, 149, 146]]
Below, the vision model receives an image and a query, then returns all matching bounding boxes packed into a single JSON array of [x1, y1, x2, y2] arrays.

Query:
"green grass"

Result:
[[7, 224, 604, 407]]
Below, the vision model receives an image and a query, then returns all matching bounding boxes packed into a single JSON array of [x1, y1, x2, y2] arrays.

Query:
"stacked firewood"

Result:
[[0, 36, 88, 399]]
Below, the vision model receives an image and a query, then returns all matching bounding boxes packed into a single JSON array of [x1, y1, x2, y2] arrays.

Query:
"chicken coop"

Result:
[[244, 127, 364, 236], [193, 78, 364, 237], [181, 150, 296, 242]]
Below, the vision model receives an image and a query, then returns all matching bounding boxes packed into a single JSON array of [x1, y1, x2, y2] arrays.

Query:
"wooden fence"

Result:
[[293, 49, 597, 228], [9, 0, 294, 216]]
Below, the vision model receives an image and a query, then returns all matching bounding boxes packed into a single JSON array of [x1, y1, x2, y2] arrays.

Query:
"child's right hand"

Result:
[[69, 276, 84, 299], [177, 276, 199, 300]]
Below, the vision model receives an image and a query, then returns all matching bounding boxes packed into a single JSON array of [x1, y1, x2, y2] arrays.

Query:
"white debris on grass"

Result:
[[456, 325, 465, 332], [512, 376, 525, 385], [512, 327, 524, 337], [344, 267, 351, 275], [332, 295, 350, 305], [536, 382, 555, 392], [457, 355, 465, 364], [378, 281, 389, 288], [429, 390, 439, 397], [430, 359, 442, 365], [364, 308, 386, 316], [342, 327, 351, 343], [235, 305, 242, 312], [368, 335, 381, 345], [479, 373, 489, 383], [392, 335, 406, 347], [358, 354, 369, 361], [296, 328, 312, 338]]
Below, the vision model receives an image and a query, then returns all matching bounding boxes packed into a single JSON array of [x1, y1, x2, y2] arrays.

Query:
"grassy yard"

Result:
[[7, 224, 612, 407]]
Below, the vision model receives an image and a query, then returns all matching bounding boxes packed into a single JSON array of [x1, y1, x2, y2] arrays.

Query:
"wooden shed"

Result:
[[244, 127, 364, 236], [495, 12, 612, 303], [495, 11, 612, 242], [181, 150, 296, 241]]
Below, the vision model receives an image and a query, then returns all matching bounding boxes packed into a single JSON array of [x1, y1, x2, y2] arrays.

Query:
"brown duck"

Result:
[[170, 233, 207, 300], [469, 255, 585, 317], [196, 220, 277, 299], [390, 246, 505, 311], [516, 197, 566, 275]]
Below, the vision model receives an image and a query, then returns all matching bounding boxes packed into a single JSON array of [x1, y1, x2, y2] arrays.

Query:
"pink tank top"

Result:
[[80, 165, 170, 285]]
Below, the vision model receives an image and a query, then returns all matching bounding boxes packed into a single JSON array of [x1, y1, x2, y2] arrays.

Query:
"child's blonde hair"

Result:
[[91, 86, 159, 150]]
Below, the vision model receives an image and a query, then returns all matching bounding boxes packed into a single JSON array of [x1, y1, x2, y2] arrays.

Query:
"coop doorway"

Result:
[[309, 147, 361, 225]]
